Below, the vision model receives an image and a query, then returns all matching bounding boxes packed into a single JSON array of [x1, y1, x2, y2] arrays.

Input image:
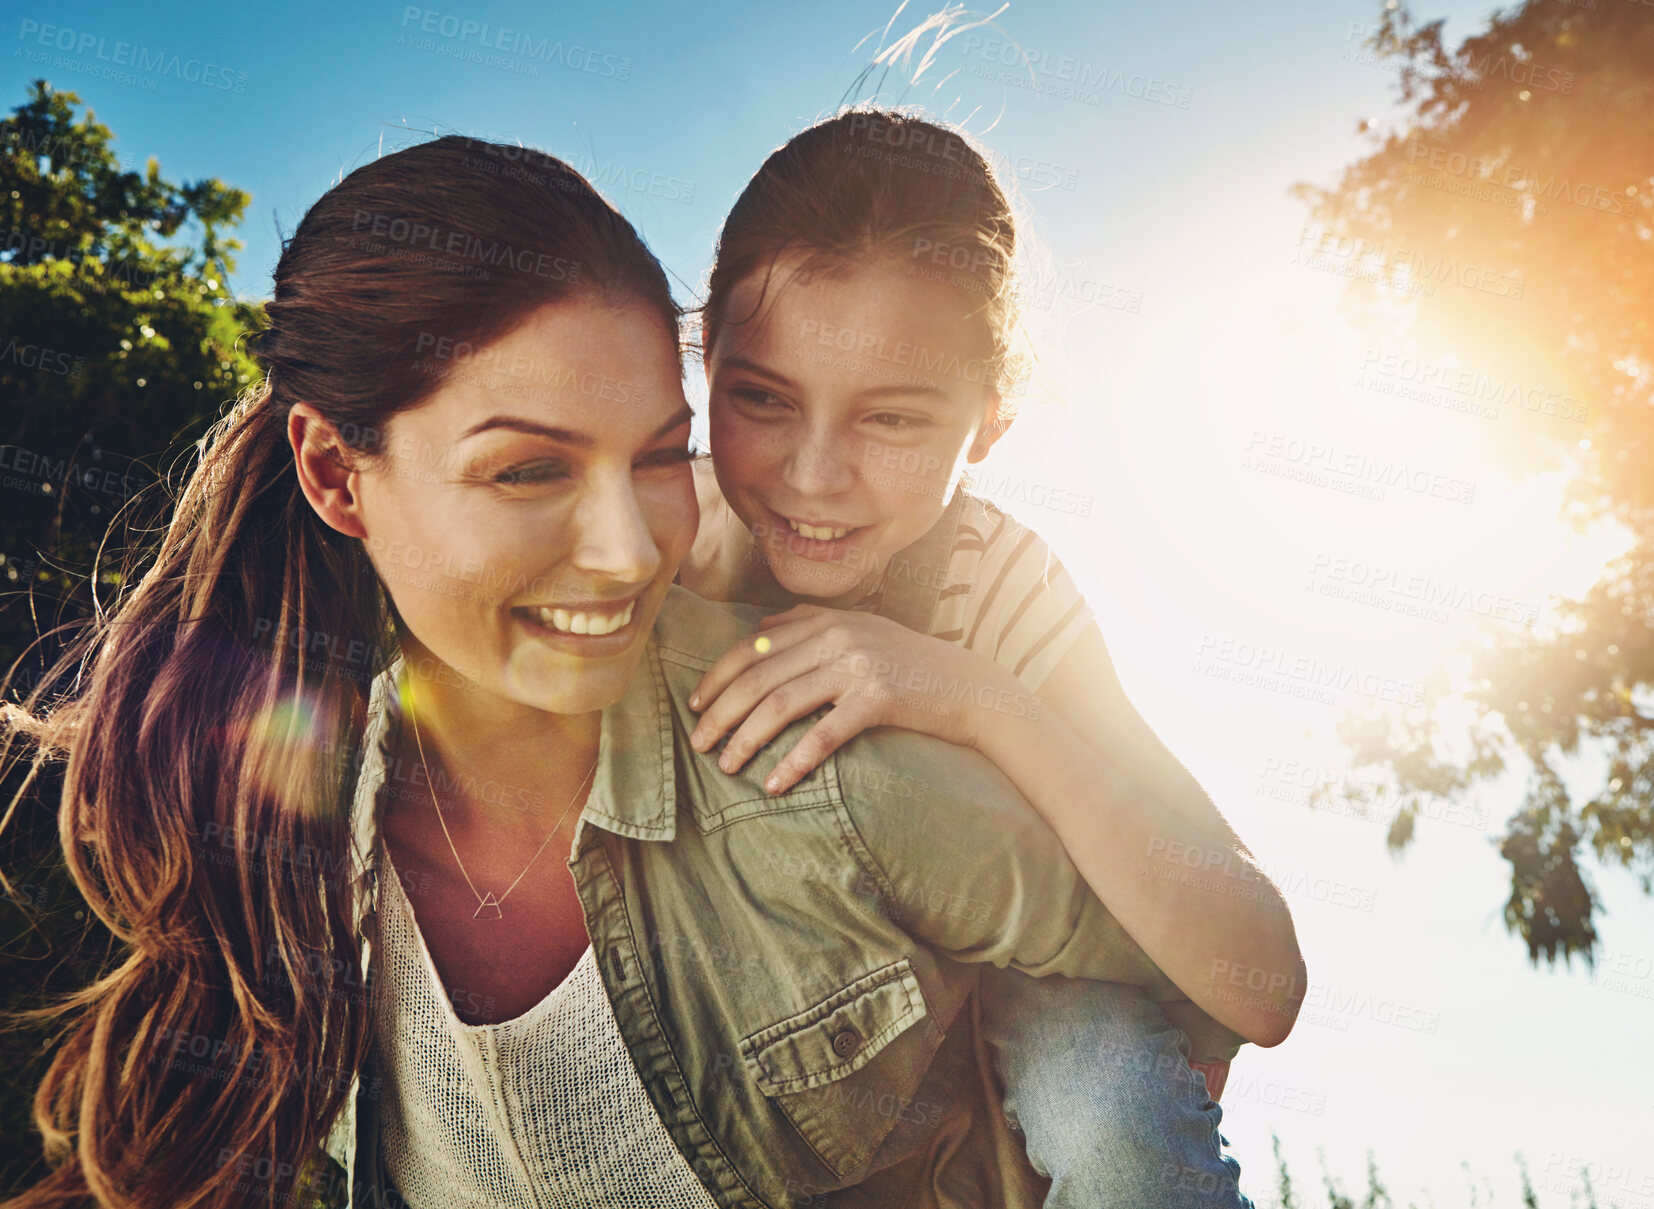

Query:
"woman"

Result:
[[1, 136, 1236, 1209]]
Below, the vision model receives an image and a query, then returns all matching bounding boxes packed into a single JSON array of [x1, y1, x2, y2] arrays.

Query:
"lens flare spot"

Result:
[[249, 695, 320, 751], [244, 693, 329, 816]]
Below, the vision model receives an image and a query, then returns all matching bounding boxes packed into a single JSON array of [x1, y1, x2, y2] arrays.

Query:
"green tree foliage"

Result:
[[1, 78, 261, 678], [1277, 1133, 1302, 1209], [0, 80, 262, 1194], [1516, 1154, 1540, 1209], [1293, 2, 1654, 966]]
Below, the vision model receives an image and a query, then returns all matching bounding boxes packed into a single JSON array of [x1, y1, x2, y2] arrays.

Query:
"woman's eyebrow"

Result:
[[458, 406, 694, 445], [459, 416, 594, 445], [652, 406, 696, 436]]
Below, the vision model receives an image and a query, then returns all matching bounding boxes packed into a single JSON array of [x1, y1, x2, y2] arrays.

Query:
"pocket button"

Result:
[[831, 1027, 862, 1059]]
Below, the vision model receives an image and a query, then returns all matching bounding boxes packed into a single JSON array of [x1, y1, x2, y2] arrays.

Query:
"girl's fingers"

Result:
[[689, 615, 820, 712], [755, 602, 824, 630], [714, 672, 840, 776], [763, 702, 868, 794], [690, 640, 827, 751]]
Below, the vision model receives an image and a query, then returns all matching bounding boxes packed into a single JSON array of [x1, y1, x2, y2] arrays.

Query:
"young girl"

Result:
[[680, 108, 1308, 1205], [4, 134, 1263, 1209]]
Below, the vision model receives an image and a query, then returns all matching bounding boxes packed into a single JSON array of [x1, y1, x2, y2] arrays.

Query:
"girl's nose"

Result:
[[784, 428, 857, 497]]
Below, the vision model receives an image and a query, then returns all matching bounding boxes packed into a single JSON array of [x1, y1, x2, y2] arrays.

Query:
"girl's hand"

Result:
[[687, 603, 1027, 793], [1159, 998, 1243, 1102], [1189, 1058, 1230, 1102]]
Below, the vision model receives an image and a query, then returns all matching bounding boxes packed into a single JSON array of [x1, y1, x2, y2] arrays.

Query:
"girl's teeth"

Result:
[[534, 600, 635, 635], [787, 519, 850, 541]]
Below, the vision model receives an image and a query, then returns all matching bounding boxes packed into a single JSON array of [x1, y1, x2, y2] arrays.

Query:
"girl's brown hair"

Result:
[[701, 107, 1028, 416], [0, 134, 676, 1209]]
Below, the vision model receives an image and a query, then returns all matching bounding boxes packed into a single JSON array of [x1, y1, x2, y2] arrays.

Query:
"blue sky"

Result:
[[6, 0, 1492, 305], [8, 2, 1651, 1204]]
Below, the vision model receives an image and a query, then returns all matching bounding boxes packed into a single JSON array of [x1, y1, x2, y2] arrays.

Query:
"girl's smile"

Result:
[[758, 502, 874, 561]]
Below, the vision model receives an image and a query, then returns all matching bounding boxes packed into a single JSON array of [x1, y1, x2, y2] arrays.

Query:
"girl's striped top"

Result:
[[886, 489, 1094, 691]]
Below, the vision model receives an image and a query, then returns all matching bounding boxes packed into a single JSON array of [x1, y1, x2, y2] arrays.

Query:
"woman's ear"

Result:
[[966, 395, 1011, 464], [289, 403, 370, 539]]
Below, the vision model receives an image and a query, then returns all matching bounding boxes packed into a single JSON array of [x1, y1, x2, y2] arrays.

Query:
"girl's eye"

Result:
[[492, 461, 569, 486], [869, 413, 923, 430], [730, 386, 788, 411]]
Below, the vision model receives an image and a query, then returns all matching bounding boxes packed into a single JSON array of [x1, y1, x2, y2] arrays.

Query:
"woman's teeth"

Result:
[[534, 600, 635, 635], [786, 518, 851, 541]]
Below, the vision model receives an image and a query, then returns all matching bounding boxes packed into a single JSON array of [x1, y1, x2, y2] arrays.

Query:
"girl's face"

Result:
[[705, 255, 1003, 602], [354, 299, 697, 717]]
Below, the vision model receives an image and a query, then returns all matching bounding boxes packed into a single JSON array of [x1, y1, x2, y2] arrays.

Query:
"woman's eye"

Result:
[[637, 446, 696, 469], [492, 461, 569, 486]]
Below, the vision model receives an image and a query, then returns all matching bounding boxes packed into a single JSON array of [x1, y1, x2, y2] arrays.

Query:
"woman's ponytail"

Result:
[[2, 133, 679, 1209]]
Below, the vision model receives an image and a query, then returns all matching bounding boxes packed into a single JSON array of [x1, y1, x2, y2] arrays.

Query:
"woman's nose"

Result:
[[570, 475, 662, 585]]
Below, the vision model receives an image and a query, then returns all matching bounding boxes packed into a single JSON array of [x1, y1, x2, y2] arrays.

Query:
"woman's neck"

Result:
[[391, 638, 601, 839]]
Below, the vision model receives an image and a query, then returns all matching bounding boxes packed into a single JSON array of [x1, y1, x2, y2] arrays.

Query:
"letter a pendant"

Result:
[[474, 892, 503, 920]]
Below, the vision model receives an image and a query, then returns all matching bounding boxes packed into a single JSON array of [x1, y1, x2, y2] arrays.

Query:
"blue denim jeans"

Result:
[[979, 969, 1255, 1208]]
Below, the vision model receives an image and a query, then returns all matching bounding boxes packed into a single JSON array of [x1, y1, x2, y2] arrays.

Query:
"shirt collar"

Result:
[[348, 632, 680, 883], [575, 632, 679, 843]]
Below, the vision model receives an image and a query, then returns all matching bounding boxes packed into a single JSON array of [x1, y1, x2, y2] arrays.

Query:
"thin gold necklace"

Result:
[[405, 694, 597, 920]]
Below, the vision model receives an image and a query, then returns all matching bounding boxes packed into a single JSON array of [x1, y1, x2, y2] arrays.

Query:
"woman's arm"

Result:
[[690, 607, 1306, 1047]]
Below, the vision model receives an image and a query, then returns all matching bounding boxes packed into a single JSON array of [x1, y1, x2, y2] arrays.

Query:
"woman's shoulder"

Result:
[[651, 584, 769, 668], [647, 588, 1022, 812]]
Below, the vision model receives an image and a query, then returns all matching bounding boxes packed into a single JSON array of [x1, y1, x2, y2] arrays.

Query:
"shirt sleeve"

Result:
[[839, 724, 1160, 984], [935, 497, 1095, 692], [832, 727, 1246, 1063]]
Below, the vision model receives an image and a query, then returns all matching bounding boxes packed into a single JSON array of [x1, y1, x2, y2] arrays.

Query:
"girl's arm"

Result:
[[689, 605, 1306, 1048], [986, 622, 1306, 1048]]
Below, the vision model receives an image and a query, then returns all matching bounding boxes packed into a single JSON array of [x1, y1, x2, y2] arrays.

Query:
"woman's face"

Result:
[[705, 254, 1001, 602], [354, 298, 697, 716]]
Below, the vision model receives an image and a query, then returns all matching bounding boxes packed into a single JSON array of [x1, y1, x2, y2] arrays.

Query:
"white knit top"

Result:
[[371, 843, 720, 1208]]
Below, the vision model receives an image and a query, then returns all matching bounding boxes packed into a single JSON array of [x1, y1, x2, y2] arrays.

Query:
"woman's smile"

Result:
[[508, 592, 644, 653], [514, 598, 638, 637]]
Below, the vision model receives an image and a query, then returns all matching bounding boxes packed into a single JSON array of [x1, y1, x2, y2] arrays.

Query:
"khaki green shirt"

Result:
[[324, 586, 1232, 1208]]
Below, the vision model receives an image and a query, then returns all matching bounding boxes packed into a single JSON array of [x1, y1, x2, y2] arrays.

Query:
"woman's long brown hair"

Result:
[[0, 134, 678, 1209]]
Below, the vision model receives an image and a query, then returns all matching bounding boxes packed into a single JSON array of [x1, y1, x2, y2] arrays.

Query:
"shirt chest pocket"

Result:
[[738, 957, 946, 1184]]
